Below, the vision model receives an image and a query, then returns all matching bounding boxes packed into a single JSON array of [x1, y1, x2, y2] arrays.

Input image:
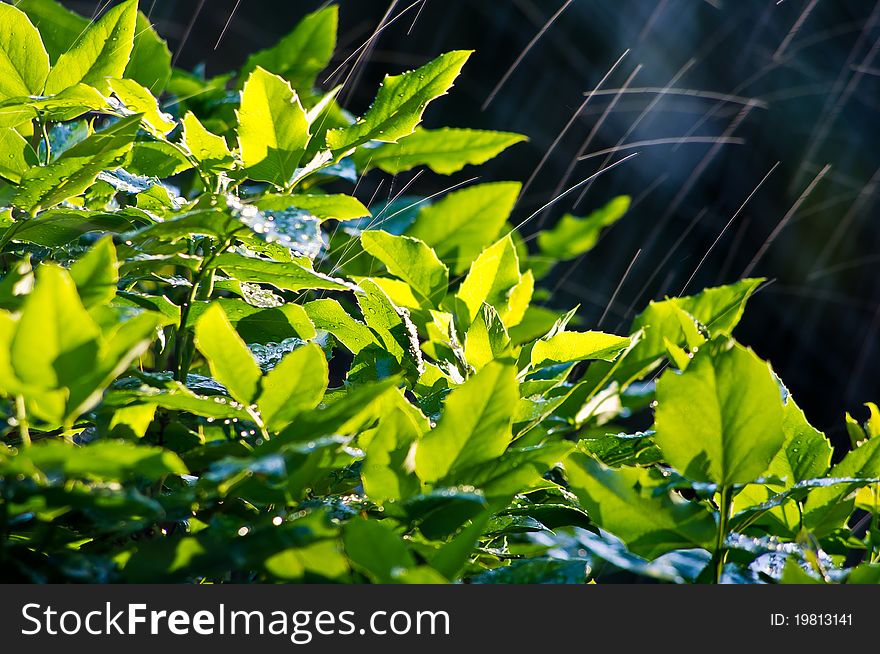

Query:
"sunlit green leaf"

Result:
[[566, 453, 716, 558], [415, 361, 517, 483], [361, 230, 448, 306], [181, 111, 235, 172], [237, 66, 310, 186], [194, 303, 263, 406], [258, 343, 328, 432], [14, 114, 140, 211], [44, 0, 137, 95], [354, 127, 526, 175], [654, 343, 785, 486], [531, 331, 630, 369], [240, 6, 337, 92], [407, 181, 519, 274], [326, 50, 471, 153], [456, 235, 522, 327], [0, 3, 50, 99], [69, 235, 118, 308], [126, 11, 172, 93]]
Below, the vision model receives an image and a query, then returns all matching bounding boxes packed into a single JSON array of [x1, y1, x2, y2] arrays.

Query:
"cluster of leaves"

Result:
[[0, 0, 877, 584]]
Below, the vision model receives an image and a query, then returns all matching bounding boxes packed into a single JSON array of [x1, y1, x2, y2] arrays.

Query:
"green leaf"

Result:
[[257, 343, 328, 432], [44, 0, 138, 95], [674, 278, 764, 335], [127, 139, 194, 178], [5, 264, 156, 425], [361, 390, 427, 502], [257, 193, 369, 222], [10, 83, 112, 124], [536, 196, 631, 263], [14, 114, 140, 211], [397, 488, 488, 539], [361, 230, 448, 306], [460, 441, 575, 499], [237, 66, 310, 186], [194, 303, 263, 406], [464, 303, 510, 371], [326, 50, 471, 153], [268, 378, 399, 449], [355, 279, 424, 383], [415, 361, 517, 483], [6, 439, 187, 481], [766, 393, 833, 485], [614, 278, 764, 385], [654, 343, 785, 486], [240, 6, 337, 92], [212, 253, 355, 293], [531, 331, 630, 369], [125, 11, 172, 93], [112, 383, 251, 421], [0, 127, 39, 183], [107, 78, 175, 136], [194, 299, 316, 343], [181, 111, 234, 172], [430, 512, 492, 579], [354, 127, 526, 175], [69, 235, 118, 308], [343, 519, 414, 583], [0, 3, 50, 99], [304, 298, 376, 354], [10, 264, 100, 392], [803, 437, 880, 537], [407, 181, 520, 275], [456, 235, 522, 326], [565, 453, 716, 558], [14, 0, 88, 64]]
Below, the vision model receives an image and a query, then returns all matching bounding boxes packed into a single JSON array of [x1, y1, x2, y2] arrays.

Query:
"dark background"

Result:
[[67, 0, 880, 448]]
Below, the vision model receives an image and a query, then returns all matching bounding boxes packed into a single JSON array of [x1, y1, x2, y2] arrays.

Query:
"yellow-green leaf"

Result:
[[415, 361, 517, 483], [354, 127, 526, 175], [326, 50, 471, 153], [361, 230, 448, 306], [194, 303, 262, 406], [237, 66, 310, 186], [0, 3, 50, 99], [654, 343, 785, 486], [44, 0, 137, 95]]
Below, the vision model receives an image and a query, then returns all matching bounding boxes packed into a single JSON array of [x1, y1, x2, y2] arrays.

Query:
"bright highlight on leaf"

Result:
[[238, 66, 310, 186]]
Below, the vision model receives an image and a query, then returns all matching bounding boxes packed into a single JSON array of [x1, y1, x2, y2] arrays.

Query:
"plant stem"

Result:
[[15, 395, 31, 448], [40, 119, 51, 165], [871, 484, 879, 563], [173, 233, 240, 381], [712, 485, 733, 584]]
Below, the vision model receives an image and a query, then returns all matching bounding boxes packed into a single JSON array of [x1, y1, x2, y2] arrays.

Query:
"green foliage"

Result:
[[239, 5, 337, 92], [654, 343, 785, 486], [237, 66, 310, 186], [0, 1, 873, 586], [43, 0, 137, 95], [0, 3, 50, 99], [353, 127, 527, 175], [326, 50, 472, 153]]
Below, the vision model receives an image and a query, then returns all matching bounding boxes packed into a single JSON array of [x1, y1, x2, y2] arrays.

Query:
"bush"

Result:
[[0, 0, 877, 584]]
